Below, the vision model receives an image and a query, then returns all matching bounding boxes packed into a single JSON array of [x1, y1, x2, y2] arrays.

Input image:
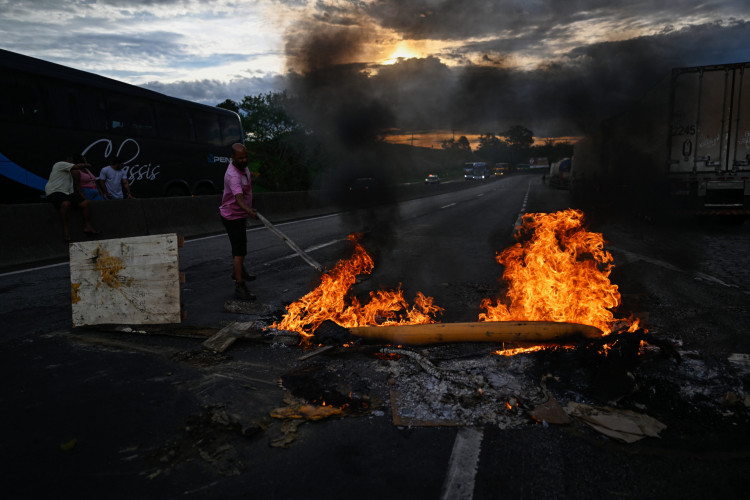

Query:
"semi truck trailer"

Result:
[[570, 61, 750, 219]]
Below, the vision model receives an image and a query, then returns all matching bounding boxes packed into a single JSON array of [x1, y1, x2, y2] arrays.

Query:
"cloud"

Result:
[[2, 0, 750, 139], [0, 0, 285, 81], [363, 0, 750, 41], [142, 73, 285, 104], [282, 17, 750, 138]]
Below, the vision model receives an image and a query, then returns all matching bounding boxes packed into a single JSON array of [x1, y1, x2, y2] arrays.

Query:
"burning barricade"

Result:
[[270, 233, 444, 338], [258, 209, 685, 437], [272, 209, 641, 347]]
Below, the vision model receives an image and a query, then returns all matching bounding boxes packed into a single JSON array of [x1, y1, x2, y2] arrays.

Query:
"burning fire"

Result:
[[495, 345, 548, 357], [480, 209, 634, 335], [272, 234, 444, 338]]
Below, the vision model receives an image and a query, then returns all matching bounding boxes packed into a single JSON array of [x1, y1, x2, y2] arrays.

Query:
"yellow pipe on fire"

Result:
[[348, 321, 603, 345]]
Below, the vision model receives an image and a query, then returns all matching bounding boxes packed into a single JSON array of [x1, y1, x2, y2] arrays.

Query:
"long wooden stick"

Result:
[[255, 212, 323, 272], [348, 321, 603, 345]]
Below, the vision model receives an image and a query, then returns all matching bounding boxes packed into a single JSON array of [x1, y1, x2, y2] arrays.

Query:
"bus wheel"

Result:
[[165, 185, 190, 197], [193, 184, 215, 196]]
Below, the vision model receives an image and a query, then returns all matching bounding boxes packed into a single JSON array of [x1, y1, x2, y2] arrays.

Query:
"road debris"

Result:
[[565, 402, 666, 443]]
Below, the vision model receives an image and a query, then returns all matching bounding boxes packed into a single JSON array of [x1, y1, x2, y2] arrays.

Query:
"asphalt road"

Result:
[[2, 173, 749, 499]]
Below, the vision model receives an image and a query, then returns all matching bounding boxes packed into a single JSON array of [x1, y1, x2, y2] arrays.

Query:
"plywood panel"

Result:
[[70, 233, 181, 326]]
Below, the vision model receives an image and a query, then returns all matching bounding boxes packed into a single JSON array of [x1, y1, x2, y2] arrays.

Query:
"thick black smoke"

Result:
[[284, 19, 750, 138], [284, 24, 403, 259], [280, 1, 750, 274]]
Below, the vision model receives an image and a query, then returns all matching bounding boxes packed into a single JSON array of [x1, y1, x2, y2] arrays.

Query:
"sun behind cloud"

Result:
[[381, 41, 424, 65]]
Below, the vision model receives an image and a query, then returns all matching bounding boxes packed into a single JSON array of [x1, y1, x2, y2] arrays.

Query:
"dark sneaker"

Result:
[[234, 281, 256, 301], [231, 267, 256, 281]]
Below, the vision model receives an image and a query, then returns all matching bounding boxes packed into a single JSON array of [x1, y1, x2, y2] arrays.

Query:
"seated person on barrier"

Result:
[[45, 154, 100, 242], [97, 157, 134, 199], [72, 157, 105, 200]]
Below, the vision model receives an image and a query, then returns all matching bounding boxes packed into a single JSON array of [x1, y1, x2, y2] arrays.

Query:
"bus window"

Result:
[[45, 83, 75, 128], [157, 104, 193, 142], [0, 74, 44, 124], [107, 96, 156, 137], [192, 111, 222, 146], [220, 114, 242, 146], [72, 88, 106, 131]]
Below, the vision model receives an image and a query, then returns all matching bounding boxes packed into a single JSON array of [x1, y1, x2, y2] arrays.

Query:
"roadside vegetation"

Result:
[[218, 93, 573, 191]]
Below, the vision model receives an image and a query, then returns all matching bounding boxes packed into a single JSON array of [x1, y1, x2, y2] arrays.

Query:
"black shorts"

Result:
[[221, 216, 248, 257], [47, 192, 85, 209]]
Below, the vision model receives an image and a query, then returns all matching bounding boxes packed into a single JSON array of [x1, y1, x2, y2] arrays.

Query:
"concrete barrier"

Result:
[[0, 191, 331, 272], [0, 179, 487, 272]]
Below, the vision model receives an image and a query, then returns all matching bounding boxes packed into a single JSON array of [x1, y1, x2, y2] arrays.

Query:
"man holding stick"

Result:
[[220, 143, 259, 301]]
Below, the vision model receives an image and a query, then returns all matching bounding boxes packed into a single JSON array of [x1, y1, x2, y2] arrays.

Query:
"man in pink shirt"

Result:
[[220, 143, 259, 300]]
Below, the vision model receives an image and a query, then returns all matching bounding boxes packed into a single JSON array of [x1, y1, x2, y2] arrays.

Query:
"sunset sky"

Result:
[[2, 1, 749, 140]]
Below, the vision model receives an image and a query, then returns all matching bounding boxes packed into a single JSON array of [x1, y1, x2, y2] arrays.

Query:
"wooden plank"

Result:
[[69, 233, 181, 326], [202, 320, 264, 353], [298, 345, 334, 361], [203, 321, 242, 353]]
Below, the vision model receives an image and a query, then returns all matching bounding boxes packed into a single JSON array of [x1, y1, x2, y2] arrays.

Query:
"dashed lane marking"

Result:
[[513, 178, 533, 228], [440, 427, 484, 500]]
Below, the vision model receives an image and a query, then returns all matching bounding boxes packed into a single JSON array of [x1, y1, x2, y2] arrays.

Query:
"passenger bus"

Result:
[[0, 49, 243, 203], [464, 162, 489, 180]]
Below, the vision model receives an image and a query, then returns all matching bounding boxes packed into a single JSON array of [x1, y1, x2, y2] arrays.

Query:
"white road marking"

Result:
[[610, 246, 739, 288], [440, 427, 484, 500], [441, 203, 457, 209], [0, 213, 341, 277], [189, 213, 340, 242], [0, 261, 68, 276], [513, 178, 533, 228], [263, 238, 345, 267]]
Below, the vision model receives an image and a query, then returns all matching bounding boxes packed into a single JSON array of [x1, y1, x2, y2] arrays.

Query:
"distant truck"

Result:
[[494, 163, 509, 176], [548, 158, 571, 188], [570, 61, 750, 218], [529, 157, 549, 170]]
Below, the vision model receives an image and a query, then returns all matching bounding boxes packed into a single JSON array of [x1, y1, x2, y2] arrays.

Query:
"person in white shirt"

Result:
[[97, 158, 134, 199]]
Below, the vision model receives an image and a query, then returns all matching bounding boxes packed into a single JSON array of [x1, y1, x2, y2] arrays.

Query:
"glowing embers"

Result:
[[480, 209, 636, 335], [271, 233, 443, 338]]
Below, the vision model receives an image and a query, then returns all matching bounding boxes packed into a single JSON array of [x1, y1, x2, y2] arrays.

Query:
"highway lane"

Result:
[[1, 173, 560, 499], [7, 173, 749, 498], [0, 176, 538, 338], [170, 174, 541, 326]]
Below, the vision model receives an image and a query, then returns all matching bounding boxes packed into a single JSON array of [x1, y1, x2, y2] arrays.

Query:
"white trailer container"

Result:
[[571, 62, 750, 217]]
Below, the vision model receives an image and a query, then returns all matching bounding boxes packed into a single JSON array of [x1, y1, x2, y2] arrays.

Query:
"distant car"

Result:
[[425, 174, 441, 184]]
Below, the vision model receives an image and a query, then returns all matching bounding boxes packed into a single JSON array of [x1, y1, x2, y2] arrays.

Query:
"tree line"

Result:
[[441, 126, 573, 167], [218, 92, 573, 191]]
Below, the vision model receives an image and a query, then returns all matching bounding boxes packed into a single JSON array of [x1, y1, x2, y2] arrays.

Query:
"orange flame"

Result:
[[480, 209, 626, 335], [272, 234, 444, 337], [494, 345, 548, 357]]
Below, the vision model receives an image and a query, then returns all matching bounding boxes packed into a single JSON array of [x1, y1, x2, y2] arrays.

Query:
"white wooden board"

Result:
[[70, 233, 181, 326]]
